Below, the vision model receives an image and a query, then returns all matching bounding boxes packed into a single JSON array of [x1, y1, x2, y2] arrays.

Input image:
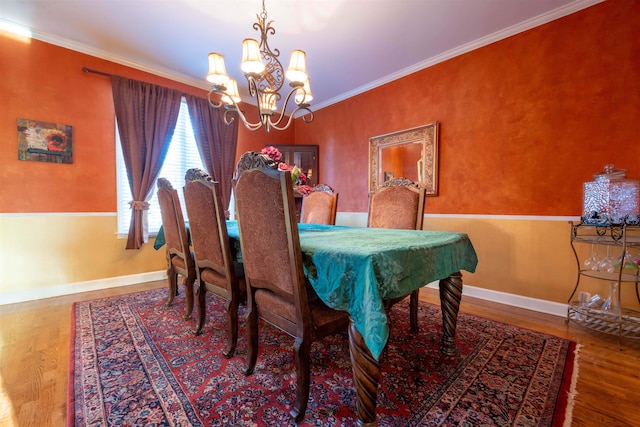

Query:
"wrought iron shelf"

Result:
[[571, 234, 640, 247], [567, 221, 640, 347], [578, 269, 640, 282], [568, 302, 640, 338]]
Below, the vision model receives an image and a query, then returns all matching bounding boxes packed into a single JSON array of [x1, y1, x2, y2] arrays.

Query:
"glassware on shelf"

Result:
[[615, 251, 637, 270], [583, 244, 601, 271], [601, 282, 620, 315], [585, 294, 602, 308], [599, 246, 615, 273], [577, 291, 592, 320]]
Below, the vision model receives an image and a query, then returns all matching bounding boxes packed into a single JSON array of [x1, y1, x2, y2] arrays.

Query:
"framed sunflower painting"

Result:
[[17, 118, 73, 164]]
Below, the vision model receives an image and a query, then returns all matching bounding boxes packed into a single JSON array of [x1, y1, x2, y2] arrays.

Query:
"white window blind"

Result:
[[116, 98, 204, 235]]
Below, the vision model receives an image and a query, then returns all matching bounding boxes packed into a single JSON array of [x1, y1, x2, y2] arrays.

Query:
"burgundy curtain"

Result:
[[112, 76, 183, 249], [185, 95, 239, 213]]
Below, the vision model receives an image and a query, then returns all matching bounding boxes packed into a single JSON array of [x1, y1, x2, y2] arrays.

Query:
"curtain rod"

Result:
[[82, 66, 194, 98], [82, 67, 112, 77]]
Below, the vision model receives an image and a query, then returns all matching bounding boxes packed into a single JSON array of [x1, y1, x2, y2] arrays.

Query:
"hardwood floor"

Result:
[[1, 281, 639, 426]]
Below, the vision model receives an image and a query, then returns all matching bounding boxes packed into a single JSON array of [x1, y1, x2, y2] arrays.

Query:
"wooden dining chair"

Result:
[[157, 177, 196, 320], [300, 184, 338, 225], [368, 177, 426, 332], [230, 151, 279, 219], [183, 168, 246, 356], [235, 165, 350, 423]]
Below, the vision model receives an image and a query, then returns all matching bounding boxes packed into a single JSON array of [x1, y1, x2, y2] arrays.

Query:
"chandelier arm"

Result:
[[266, 84, 304, 128], [266, 114, 294, 131], [246, 75, 260, 97], [207, 88, 224, 108], [222, 109, 236, 126], [209, 86, 265, 131], [229, 102, 265, 131], [267, 106, 314, 131], [300, 108, 314, 124]]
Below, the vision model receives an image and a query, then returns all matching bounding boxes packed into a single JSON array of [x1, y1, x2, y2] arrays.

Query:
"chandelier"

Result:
[[206, 0, 314, 132]]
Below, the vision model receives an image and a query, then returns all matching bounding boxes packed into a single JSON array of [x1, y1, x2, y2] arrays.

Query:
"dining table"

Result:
[[155, 221, 478, 425], [228, 220, 478, 426]]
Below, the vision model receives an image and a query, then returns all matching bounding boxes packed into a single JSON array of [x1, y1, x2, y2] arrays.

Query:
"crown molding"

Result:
[[20, 26, 211, 92], [313, 0, 604, 110], [1, 0, 604, 111]]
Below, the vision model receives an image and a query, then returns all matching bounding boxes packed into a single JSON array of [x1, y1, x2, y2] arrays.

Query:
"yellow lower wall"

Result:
[[0, 214, 165, 299], [429, 216, 576, 303], [2, 213, 639, 311]]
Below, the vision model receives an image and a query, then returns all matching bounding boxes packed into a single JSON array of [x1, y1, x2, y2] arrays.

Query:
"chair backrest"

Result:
[[231, 151, 279, 220], [300, 184, 338, 225], [234, 166, 311, 329], [367, 177, 426, 230], [235, 151, 279, 178], [157, 178, 193, 266], [183, 168, 235, 287]]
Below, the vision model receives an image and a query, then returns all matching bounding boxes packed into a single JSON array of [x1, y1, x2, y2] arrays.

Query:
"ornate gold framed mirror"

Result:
[[369, 122, 439, 195]]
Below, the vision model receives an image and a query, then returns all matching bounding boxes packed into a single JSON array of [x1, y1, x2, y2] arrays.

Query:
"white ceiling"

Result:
[[1, 0, 602, 109]]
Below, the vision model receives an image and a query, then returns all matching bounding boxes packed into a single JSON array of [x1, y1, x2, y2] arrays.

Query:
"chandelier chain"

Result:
[[260, 0, 268, 20]]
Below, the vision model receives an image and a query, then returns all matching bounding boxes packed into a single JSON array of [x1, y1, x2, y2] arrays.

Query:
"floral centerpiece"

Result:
[[261, 146, 313, 195]]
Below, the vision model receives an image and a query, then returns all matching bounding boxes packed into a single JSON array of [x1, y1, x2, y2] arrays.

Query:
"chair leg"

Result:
[[182, 274, 196, 320], [410, 290, 419, 333], [165, 250, 177, 307], [194, 279, 206, 335], [290, 337, 312, 423], [244, 305, 259, 376], [166, 269, 177, 307], [223, 297, 239, 358]]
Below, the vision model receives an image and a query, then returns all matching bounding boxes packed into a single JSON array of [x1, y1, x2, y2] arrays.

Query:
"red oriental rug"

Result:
[[68, 288, 578, 426]]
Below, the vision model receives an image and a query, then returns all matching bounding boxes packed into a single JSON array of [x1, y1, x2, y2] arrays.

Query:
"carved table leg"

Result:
[[348, 320, 380, 427], [438, 271, 463, 356]]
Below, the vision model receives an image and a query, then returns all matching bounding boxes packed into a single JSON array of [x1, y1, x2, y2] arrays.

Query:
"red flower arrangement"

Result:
[[261, 146, 313, 194]]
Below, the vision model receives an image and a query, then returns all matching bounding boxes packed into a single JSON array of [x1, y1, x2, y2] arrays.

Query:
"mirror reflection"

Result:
[[369, 122, 439, 195], [379, 142, 423, 184]]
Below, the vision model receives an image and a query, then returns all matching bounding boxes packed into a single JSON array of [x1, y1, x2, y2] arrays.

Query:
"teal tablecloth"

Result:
[[225, 220, 478, 360], [154, 226, 171, 250]]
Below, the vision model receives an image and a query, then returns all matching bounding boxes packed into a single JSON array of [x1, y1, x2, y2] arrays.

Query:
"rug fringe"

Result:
[[562, 343, 582, 427]]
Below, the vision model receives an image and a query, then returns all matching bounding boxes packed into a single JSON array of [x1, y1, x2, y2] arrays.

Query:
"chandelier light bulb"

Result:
[[261, 91, 278, 111], [241, 39, 266, 75], [295, 78, 313, 104], [285, 49, 308, 84], [206, 52, 230, 86], [220, 78, 241, 105]]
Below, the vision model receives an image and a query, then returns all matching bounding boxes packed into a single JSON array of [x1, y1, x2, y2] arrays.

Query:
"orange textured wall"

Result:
[[0, 37, 293, 214], [295, 0, 640, 215]]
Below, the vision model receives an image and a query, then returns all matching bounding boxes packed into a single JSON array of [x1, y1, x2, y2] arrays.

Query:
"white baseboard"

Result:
[[426, 282, 568, 317], [1, 271, 167, 305], [2, 272, 568, 318]]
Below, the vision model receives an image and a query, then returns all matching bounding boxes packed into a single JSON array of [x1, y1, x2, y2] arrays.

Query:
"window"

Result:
[[116, 98, 204, 235]]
